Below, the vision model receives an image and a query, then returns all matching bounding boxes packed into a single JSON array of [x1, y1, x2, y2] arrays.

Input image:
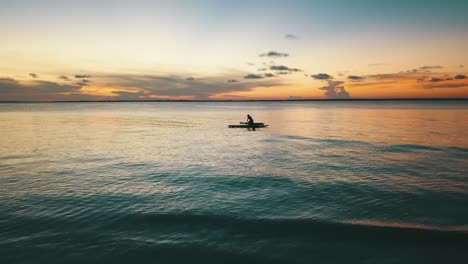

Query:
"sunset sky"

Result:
[[1, 0, 467, 101]]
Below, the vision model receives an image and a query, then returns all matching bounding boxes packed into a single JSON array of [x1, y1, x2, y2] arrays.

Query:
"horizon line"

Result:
[[1, 98, 467, 103]]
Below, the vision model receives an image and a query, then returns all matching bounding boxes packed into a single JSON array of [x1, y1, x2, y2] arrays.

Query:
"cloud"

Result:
[[347, 81, 398, 88], [259, 51, 289, 58], [244, 74, 264, 79], [257, 68, 267, 71], [0, 78, 81, 93], [460, 65, 464, 68], [264, 73, 276, 78], [424, 82, 468, 89], [2, 70, 285, 101], [347, 75, 365, 81], [318, 81, 351, 99], [285, 34, 298, 40], [311, 73, 333, 80], [419, 66, 443, 70], [269, 65, 301, 72], [58, 75, 71, 81], [74, 79, 91, 86], [367, 72, 418, 80], [430, 78, 444, 82], [101, 73, 283, 99], [29, 73, 39, 78], [0, 77, 86, 101], [351, 70, 468, 91], [75, 74, 91, 78], [419, 74, 468, 89], [186, 77, 195, 81], [247, 62, 255, 66]]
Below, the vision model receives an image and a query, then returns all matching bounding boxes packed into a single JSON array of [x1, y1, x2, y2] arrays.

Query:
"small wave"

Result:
[[2, 212, 468, 263], [0, 154, 34, 160], [4, 212, 468, 243], [106, 213, 468, 244], [381, 143, 443, 152], [279, 134, 369, 147], [277, 134, 468, 154]]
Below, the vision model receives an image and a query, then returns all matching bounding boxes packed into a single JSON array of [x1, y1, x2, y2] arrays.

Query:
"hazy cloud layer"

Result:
[[5, 65, 466, 101], [311, 73, 333, 80], [318, 81, 351, 99], [347, 81, 398, 88], [259, 51, 289, 58], [421, 73, 468, 89], [0, 77, 86, 101], [424, 82, 468, 89], [1, 71, 285, 101], [367, 72, 418, 80], [350, 69, 468, 91], [101, 73, 283, 99]]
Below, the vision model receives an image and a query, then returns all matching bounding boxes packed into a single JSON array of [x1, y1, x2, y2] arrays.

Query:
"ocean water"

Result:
[[0, 100, 467, 264]]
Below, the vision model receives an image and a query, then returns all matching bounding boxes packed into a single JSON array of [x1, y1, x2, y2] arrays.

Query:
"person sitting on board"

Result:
[[247, 114, 255, 131]]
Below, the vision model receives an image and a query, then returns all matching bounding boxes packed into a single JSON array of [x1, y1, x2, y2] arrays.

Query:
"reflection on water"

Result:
[[0, 101, 467, 263]]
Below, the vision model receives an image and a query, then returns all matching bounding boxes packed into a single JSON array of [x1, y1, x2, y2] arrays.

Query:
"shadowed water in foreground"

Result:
[[1, 101, 467, 263]]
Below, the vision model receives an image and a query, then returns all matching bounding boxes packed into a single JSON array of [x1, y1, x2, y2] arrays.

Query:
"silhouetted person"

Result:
[[247, 114, 255, 131]]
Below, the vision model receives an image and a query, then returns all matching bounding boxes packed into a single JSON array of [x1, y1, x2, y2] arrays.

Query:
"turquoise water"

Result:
[[1, 101, 467, 263]]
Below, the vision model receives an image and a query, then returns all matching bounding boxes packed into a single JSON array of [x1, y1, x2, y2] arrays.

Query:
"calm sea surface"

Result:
[[1, 101, 467, 263]]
